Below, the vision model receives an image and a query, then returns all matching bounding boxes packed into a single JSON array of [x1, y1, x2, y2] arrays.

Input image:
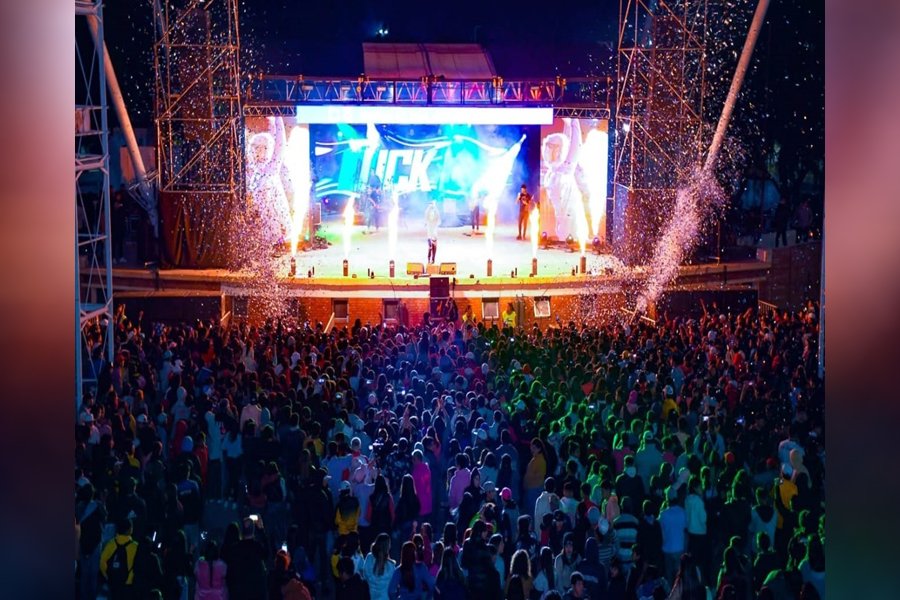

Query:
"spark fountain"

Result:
[[342, 197, 354, 276], [485, 193, 498, 275], [575, 204, 589, 273], [635, 0, 771, 314], [530, 207, 539, 276], [387, 189, 399, 265]]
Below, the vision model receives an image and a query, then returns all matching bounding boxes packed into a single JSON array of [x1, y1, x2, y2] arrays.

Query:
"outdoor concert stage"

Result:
[[290, 223, 623, 279], [110, 222, 773, 327]]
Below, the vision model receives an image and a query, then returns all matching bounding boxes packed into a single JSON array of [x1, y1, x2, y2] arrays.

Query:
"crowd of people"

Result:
[[75, 297, 824, 600]]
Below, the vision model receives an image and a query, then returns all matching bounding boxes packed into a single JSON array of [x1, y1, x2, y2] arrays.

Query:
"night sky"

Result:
[[100, 0, 618, 126], [96, 0, 823, 210]]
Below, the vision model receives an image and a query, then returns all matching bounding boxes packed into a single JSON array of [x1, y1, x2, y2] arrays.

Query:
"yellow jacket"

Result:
[[524, 453, 547, 490], [99, 534, 138, 585], [334, 506, 360, 536]]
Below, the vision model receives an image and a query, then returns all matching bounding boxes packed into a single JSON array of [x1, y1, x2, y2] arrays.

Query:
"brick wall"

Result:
[[233, 292, 627, 330]]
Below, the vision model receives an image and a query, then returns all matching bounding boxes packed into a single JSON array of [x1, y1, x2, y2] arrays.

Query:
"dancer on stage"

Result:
[[516, 183, 534, 240], [425, 200, 441, 264], [469, 190, 486, 232]]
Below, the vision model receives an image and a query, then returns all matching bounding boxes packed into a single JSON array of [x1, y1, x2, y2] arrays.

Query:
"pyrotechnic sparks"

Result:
[[529, 207, 539, 259], [387, 188, 399, 261], [635, 168, 725, 313], [343, 197, 355, 260], [484, 193, 497, 258], [285, 125, 312, 256], [575, 203, 589, 257]]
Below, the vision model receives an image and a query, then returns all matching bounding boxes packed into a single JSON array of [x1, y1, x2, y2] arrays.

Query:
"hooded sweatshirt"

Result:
[[575, 537, 608, 600]]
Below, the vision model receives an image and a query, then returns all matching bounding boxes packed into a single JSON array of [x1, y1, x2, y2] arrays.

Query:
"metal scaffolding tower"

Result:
[[613, 0, 710, 263], [75, 0, 115, 409], [152, 0, 244, 196]]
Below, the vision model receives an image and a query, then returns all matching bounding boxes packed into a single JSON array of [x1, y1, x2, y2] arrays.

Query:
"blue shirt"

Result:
[[388, 562, 434, 600], [659, 505, 687, 554]]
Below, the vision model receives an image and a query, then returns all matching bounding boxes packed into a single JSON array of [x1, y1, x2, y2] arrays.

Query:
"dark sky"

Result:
[[100, 0, 618, 126], [97, 0, 823, 185]]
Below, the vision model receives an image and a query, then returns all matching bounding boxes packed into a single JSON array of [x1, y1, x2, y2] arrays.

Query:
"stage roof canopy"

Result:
[[362, 43, 497, 79]]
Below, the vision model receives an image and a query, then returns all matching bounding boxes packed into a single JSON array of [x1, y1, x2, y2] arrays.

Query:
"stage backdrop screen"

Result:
[[310, 122, 539, 222], [244, 115, 539, 232], [539, 117, 609, 242]]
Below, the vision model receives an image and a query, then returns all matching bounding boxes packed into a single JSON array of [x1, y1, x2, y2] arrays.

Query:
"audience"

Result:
[[75, 299, 824, 599]]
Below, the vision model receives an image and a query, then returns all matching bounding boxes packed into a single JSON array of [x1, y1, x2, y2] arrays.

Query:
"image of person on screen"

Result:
[[425, 200, 441, 264], [541, 118, 588, 240], [246, 116, 292, 244], [516, 184, 534, 240]]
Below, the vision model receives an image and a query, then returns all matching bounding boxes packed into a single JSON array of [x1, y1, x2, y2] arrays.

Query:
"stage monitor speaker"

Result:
[[483, 299, 500, 320], [430, 276, 450, 298], [383, 299, 399, 321], [439, 262, 457, 275], [332, 299, 349, 320], [406, 262, 425, 275]]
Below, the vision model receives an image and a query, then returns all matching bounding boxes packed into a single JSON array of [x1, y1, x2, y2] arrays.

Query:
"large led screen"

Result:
[[539, 118, 609, 242], [310, 122, 539, 222], [245, 114, 540, 235]]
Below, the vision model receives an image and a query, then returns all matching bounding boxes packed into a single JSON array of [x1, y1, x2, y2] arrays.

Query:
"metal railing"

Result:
[[247, 75, 613, 107], [758, 300, 779, 317]]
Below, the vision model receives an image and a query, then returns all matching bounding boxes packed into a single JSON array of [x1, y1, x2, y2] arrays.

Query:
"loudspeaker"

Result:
[[439, 262, 457, 275], [406, 262, 425, 275], [426, 264, 440, 275], [430, 276, 450, 298]]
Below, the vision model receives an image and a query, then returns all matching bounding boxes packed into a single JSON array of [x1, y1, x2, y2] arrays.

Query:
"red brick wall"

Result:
[[233, 293, 627, 329]]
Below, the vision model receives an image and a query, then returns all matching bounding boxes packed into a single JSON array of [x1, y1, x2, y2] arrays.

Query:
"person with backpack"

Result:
[[100, 518, 139, 599]]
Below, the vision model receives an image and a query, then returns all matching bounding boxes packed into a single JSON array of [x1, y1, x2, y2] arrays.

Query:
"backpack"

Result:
[[106, 540, 135, 590]]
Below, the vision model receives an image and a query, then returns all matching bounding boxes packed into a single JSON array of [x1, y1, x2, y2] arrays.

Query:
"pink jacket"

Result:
[[412, 462, 433, 516], [195, 559, 228, 600], [448, 467, 471, 511]]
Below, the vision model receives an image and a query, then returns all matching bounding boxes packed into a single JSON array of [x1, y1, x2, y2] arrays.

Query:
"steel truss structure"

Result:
[[248, 76, 612, 108], [152, 0, 243, 195], [76, 0, 115, 409], [613, 0, 710, 259]]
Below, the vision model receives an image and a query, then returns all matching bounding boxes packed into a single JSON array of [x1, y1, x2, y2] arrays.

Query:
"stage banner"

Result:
[[539, 118, 609, 242]]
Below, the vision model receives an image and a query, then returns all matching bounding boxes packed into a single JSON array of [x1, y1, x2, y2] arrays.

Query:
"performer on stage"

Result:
[[516, 183, 534, 240], [469, 190, 486, 232], [425, 200, 441, 264], [365, 186, 382, 232]]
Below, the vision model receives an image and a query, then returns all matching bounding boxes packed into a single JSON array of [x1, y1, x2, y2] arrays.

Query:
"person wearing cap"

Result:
[[335, 480, 361, 537], [498, 487, 520, 546], [661, 385, 680, 423], [549, 509, 572, 555]]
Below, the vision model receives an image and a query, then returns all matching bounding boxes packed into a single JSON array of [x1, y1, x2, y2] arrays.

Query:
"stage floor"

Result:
[[290, 222, 625, 279]]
